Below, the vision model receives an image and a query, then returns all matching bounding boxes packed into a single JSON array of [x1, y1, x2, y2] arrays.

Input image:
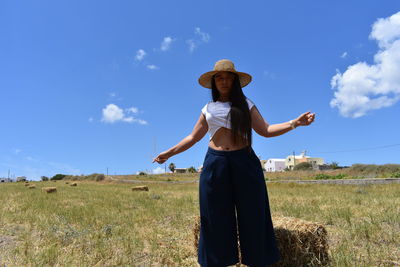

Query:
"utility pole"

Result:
[[106, 167, 108, 177], [8, 169, 10, 179], [153, 136, 157, 159]]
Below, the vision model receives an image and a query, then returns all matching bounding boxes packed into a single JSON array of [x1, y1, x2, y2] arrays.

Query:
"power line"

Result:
[[313, 143, 400, 154]]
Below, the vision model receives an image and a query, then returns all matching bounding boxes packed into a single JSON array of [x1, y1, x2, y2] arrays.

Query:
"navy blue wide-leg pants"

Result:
[[198, 146, 281, 267]]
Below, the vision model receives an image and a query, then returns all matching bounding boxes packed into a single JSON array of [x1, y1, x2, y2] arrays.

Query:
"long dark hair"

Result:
[[211, 73, 252, 151]]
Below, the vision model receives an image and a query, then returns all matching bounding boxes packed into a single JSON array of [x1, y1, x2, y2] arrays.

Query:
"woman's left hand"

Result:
[[294, 111, 316, 127]]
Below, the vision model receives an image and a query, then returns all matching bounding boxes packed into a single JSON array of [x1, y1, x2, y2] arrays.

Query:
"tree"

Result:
[[51, 174, 66, 180], [16, 176, 27, 182], [169, 163, 176, 173], [329, 161, 339, 169], [293, 162, 313, 171], [187, 166, 197, 173], [41, 176, 49, 181]]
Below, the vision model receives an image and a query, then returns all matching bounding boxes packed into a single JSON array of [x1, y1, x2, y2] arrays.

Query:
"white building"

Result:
[[286, 151, 324, 170], [259, 150, 325, 172], [262, 159, 286, 172]]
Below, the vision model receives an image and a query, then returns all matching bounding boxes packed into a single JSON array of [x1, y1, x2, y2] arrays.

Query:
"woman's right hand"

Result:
[[152, 151, 172, 164]]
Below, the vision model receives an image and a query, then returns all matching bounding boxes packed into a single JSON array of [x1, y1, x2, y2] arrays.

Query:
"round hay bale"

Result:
[[193, 215, 330, 266], [65, 182, 69, 184], [131, 185, 149, 191], [24, 183, 30, 187], [42, 187, 57, 193], [28, 185, 36, 189], [70, 182, 77, 186]]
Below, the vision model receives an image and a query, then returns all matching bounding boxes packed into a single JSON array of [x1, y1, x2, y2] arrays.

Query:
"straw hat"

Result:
[[198, 59, 252, 89]]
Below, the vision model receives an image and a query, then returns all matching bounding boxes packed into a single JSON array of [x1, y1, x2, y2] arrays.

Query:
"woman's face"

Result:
[[214, 71, 235, 95]]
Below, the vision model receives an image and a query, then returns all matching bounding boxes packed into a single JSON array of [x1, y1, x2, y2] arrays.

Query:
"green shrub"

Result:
[[314, 174, 331, 180], [51, 174, 66, 180], [314, 173, 347, 180], [350, 163, 400, 174], [293, 162, 313, 171], [95, 174, 105, 181], [390, 172, 400, 178], [333, 174, 347, 179], [62, 173, 105, 181], [329, 161, 340, 169], [187, 166, 197, 173]]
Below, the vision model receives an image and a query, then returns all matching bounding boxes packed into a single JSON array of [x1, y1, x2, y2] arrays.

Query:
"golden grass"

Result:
[[0, 181, 398, 266]]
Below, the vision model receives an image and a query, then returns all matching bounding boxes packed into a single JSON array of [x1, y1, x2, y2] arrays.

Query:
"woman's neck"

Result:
[[218, 96, 230, 102]]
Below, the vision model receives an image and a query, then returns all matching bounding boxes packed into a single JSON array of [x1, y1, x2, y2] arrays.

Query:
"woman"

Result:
[[153, 59, 316, 267]]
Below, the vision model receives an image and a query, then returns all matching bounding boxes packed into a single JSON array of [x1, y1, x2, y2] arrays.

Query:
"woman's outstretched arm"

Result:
[[152, 112, 208, 164], [251, 106, 316, 138]]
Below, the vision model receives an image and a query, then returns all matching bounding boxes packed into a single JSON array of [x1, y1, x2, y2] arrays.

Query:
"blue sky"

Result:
[[1, 1, 400, 180]]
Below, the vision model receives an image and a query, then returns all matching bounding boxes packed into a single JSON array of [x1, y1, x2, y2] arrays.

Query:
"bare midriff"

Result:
[[208, 127, 249, 151]]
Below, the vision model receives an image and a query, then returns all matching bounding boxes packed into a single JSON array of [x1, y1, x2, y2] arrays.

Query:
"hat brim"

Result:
[[198, 70, 252, 89]]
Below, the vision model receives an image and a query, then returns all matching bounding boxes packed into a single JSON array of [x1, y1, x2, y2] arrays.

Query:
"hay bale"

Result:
[[70, 182, 77, 186], [131, 185, 149, 191], [28, 185, 36, 189], [65, 182, 69, 184], [193, 215, 330, 266], [24, 183, 30, 187], [272, 216, 330, 266], [42, 187, 57, 193], [25, 181, 29, 184]]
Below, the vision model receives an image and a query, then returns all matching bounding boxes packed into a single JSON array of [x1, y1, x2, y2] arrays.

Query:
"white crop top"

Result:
[[201, 97, 255, 140]]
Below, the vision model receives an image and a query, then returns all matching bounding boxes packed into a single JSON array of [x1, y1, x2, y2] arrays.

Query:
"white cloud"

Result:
[[341, 52, 348, 58], [186, 39, 196, 52], [195, 27, 210, 43], [330, 11, 400, 118], [25, 156, 38, 162], [14, 149, 21, 155], [160, 36, 174, 51], [370, 13, 400, 49], [135, 119, 148, 125], [135, 49, 146, 61], [109, 92, 116, 97], [152, 166, 166, 174], [147, 64, 159, 70], [102, 104, 125, 123], [101, 104, 148, 124], [186, 27, 210, 52]]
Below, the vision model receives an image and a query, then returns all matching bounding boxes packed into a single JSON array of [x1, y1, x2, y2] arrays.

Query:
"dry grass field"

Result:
[[0, 180, 399, 266]]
